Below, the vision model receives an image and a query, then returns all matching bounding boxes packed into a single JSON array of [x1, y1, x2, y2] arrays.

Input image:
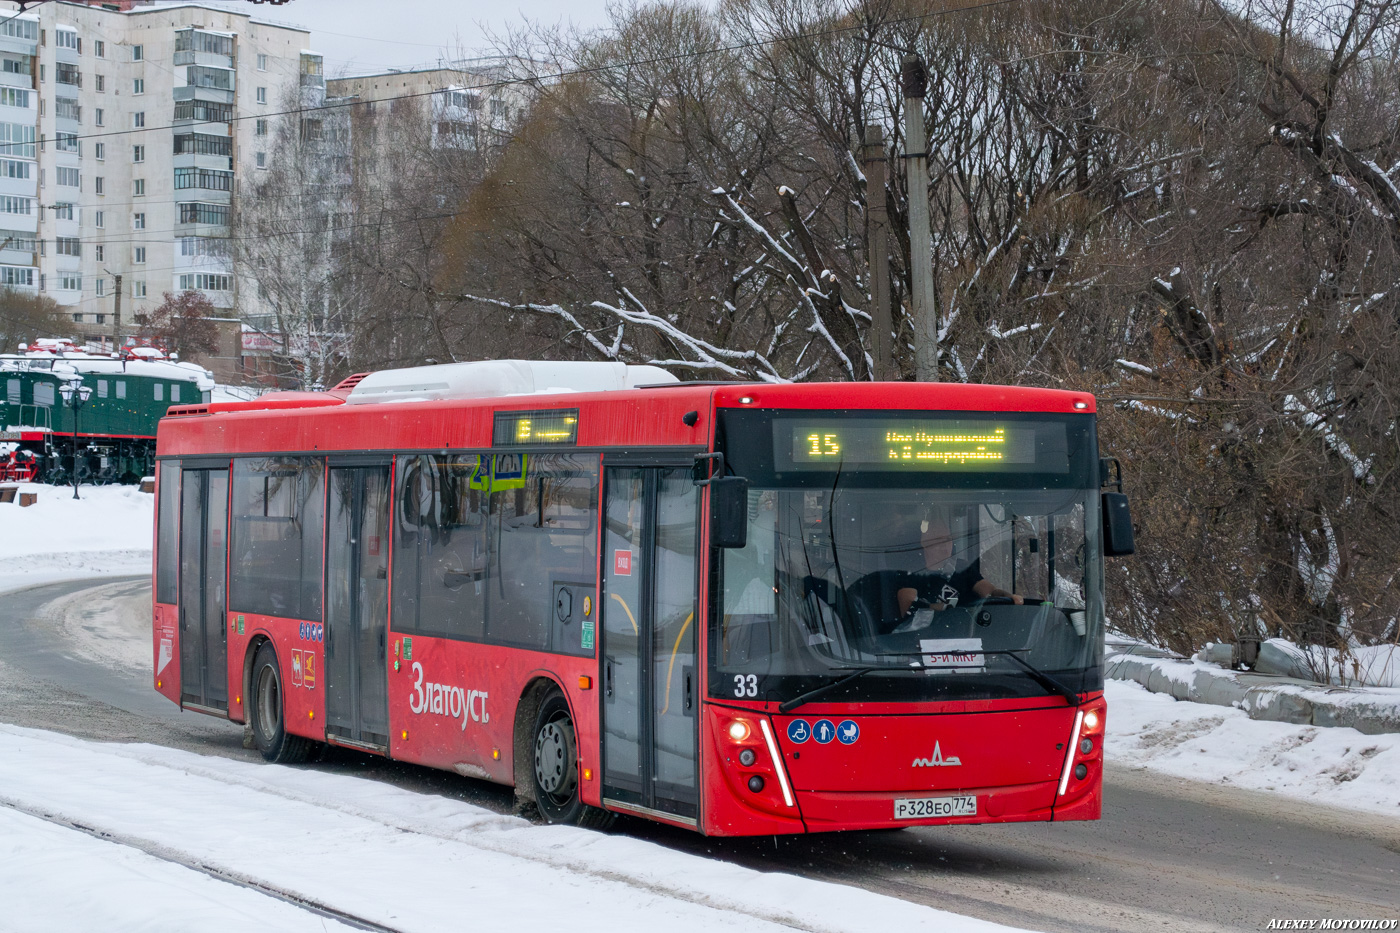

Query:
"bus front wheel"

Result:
[[249, 642, 314, 764], [531, 691, 614, 830]]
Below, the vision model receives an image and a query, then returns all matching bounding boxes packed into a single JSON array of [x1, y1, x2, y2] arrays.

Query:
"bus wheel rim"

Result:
[[534, 717, 572, 797], [257, 664, 280, 738]]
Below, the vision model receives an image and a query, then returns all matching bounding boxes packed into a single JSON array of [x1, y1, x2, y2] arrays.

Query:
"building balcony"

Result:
[[173, 49, 234, 70], [173, 85, 235, 106]]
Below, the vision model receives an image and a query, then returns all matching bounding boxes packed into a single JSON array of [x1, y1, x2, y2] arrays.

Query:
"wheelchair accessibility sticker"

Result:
[[787, 719, 811, 744]]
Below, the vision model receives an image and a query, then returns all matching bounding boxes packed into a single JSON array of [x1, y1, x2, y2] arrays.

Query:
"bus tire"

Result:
[[531, 690, 614, 830], [249, 642, 313, 764]]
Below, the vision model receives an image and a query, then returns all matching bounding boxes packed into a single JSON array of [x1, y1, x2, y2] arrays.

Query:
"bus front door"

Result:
[[178, 466, 229, 713], [601, 465, 699, 825], [325, 464, 391, 750]]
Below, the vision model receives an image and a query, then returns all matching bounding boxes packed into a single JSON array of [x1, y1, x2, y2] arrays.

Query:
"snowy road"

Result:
[[2, 576, 1398, 933]]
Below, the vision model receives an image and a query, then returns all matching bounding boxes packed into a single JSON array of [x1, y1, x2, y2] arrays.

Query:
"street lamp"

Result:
[[58, 377, 92, 500]]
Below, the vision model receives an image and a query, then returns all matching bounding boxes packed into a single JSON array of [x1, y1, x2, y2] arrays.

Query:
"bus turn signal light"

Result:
[[727, 719, 751, 742], [578, 676, 592, 690]]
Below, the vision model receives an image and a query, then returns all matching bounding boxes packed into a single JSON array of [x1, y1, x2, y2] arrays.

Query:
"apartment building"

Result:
[[2, 1, 323, 376]]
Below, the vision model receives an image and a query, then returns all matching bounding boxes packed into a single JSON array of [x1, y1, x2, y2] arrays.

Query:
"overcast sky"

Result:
[[150, 0, 616, 76]]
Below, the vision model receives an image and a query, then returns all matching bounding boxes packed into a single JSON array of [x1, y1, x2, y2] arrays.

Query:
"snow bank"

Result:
[[1105, 679, 1400, 816], [0, 725, 1038, 933], [0, 482, 152, 593]]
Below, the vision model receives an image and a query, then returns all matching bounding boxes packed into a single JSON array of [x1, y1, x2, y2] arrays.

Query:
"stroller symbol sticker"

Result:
[[837, 720, 860, 745]]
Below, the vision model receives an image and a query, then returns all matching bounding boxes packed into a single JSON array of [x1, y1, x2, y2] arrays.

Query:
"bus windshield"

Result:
[[712, 410, 1104, 705]]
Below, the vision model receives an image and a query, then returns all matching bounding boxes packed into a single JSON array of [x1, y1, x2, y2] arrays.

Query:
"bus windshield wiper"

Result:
[[864, 648, 1083, 707], [778, 667, 878, 713]]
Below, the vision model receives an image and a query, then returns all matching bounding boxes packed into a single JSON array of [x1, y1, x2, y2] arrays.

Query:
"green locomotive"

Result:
[[1, 340, 213, 485]]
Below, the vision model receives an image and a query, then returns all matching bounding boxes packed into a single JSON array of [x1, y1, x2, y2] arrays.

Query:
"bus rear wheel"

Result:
[[531, 691, 614, 830], [249, 642, 313, 764]]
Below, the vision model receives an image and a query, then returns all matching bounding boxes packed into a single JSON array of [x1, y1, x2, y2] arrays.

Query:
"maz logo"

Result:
[[912, 741, 962, 767]]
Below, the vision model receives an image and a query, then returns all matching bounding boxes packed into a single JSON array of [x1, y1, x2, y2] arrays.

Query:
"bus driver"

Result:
[[894, 512, 1024, 620]]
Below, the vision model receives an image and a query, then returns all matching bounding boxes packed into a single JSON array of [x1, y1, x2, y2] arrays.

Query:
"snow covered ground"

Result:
[[0, 482, 153, 593], [1, 486, 1397, 927], [1105, 679, 1400, 816], [0, 725, 1033, 933]]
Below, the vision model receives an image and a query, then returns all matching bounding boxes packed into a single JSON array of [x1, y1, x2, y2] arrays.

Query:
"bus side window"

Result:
[[155, 459, 180, 604], [228, 457, 325, 621], [391, 454, 486, 642], [486, 452, 597, 653]]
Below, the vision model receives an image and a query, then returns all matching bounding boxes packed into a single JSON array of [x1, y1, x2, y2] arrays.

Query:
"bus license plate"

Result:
[[893, 795, 977, 820]]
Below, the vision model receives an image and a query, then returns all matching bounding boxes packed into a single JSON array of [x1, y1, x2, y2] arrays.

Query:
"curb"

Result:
[[1106, 653, 1400, 735]]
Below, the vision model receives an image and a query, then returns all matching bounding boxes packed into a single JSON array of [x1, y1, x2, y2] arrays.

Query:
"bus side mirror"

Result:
[[1101, 492, 1135, 557], [710, 476, 748, 549]]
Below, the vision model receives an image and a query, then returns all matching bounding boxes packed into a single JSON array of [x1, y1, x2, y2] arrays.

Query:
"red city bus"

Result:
[[151, 360, 1134, 835]]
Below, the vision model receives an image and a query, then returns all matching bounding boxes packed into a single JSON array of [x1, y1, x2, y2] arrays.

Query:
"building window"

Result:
[[178, 273, 232, 291], [0, 122, 36, 158], [56, 166, 79, 187], [256, 86, 267, 104], [173, 99, 233, 123], [95, 313, 105, 325], [178, 203, 229, 226], [96, 278, 105, 297], [132, 212, 145, 229], [0, 266, 34, 287], [94, 211, 104, 228], [0, 230, 35, 251], [133, 178, 144, 196], [0, 87, 30, 108], [257, 53, 267, 71], [134, 246, 146, 264], [133, 280, 146, 298], [0, 196, 31, 215], [95, 142, 104, 160], [0, 19, 37, 41], [255, 118, 268, 136], [115, 381, 126, 398], [54, 98, 80, 122], [132, 45, 143, 62], [187, 66, 232, 91], [95, 74, 104, 92], [132, 145, 144, 162], [94, 108, 103, 126], [180, 237, 228, 259], [72, 313, 82, 323], [59, 273, 80, 291], [173, 167, 233, 191], [256, 151, 266, 168], [154, 383, 162, 401], [132, 111, 144, 128], [133, 78, 144, 95], [95, 245, 103, 262], [52, 202, 74, 220], [55, 63, 80, 87], [56, 236, 80, 256], [172, 133, 230, 157], [56, 132, 78, 153], [55, 30, 78, 51], [0, 158, 30, 179], [94, 176, 103, 194], [94, 40, 104, 58]]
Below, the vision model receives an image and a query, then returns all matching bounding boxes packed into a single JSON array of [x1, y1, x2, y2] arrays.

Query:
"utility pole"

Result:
[[111, 272, 123, 353], [863, 126, 894, 381], [902, 53, 938, 382]]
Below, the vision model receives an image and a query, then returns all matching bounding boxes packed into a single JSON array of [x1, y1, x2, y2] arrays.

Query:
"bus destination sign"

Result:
[[776, 418, 1055, 471], [492, 409, 579, 447]]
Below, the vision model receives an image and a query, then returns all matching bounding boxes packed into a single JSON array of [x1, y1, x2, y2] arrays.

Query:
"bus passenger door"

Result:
[[178, 466, 229, 713], [325, 463, 392, 750], [601, 465, 700, 824]]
